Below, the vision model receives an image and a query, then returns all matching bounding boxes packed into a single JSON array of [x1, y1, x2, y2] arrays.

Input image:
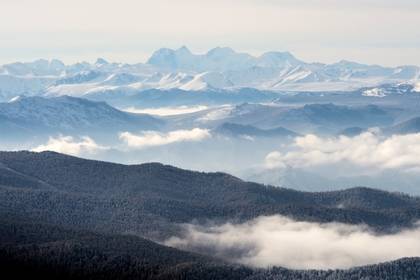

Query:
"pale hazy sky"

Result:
[[1, 0, 419, 66]]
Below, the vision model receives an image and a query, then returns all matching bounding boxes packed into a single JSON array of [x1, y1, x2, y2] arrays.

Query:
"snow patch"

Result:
[[8, 96, 22, 103], [362, 88, 386, 97], [123, 105, 208, 116]]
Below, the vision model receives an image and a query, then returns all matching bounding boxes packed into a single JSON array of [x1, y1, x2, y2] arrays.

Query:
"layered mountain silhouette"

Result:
[[1, 151, 420, 279]]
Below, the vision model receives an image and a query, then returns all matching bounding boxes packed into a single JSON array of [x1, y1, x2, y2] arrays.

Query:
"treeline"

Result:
[[248, 258, 420, 280], [1, 151, 420, 279], [0, 151, 419, 239], [0, 220, 253, 280], [1, 220, 419, 280]]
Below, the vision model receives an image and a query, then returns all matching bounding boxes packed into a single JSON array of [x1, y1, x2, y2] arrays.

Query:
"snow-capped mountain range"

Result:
[[0, 46, 419, 101]]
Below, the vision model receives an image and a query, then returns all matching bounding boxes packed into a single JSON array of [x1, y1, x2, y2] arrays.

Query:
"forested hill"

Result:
[[0, 219, 253, 280], [1, 150, 420, 238], [1, 220, 419, 280], [1, 151, 420, 279]]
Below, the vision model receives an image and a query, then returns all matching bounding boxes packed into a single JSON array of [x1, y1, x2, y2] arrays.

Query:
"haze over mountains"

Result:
[[2, 48, 420, 279], [0, 95, 162, 140], [3, 0, 420, 276], [2, 84, 420, 195]]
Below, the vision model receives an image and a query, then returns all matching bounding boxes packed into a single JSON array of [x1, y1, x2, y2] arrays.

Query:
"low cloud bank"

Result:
[[32, 135, 107, 156], [265, 132, 420, 172], [166, 215, 420, 269], [119, 128, 211, 149], [123, 105, 208, 116]]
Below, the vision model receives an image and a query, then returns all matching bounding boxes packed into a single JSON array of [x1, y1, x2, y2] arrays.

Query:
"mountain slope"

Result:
[[215, 122, 298, 138], [248, 258, 420, 280], [385, 116, 420, 135], [1, 151, 420, 278], [0, 220, 251, 280], [0, 96, 163, 138], [1, 219, 419, 280], [0, 151, 419, 239], [168, 102, 396, 134]]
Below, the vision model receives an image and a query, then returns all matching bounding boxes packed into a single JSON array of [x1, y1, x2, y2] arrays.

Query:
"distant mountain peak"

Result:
[[95, 58, 109, 66], [334, 59, 367, 68], [176, 45, 192, 54], [147, 48, 179, 69], [206, 47, 236, 57], [260, 51, 294, 58], [1, 47, 419, 97], [257, 51, 302, 67]]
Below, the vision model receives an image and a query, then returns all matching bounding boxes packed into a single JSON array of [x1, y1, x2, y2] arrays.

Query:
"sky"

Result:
[[1, 0, 419, 66]]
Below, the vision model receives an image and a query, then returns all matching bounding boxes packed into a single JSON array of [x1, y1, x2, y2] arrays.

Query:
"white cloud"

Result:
[[32, 135, 108, 156], [122, 105, 208, 116], [197, 106, 233, 122], [166, 215, 420, 269], [119, 128, 211, 149], [414, 82, 420, 93], [265, 132, 420, 172]]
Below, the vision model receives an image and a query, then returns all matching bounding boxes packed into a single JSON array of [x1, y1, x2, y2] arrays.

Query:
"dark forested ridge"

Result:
[[0, 220, 253, 280], [1, 220, 419, 280], [246, 258, 420, 280], [1, 151, 420, 237], [1, 151, 420, 279]]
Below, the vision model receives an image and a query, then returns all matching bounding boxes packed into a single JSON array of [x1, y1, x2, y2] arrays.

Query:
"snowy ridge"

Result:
[[362, 88, 387, 98], [0, 95, 162, 134], [0, 47, 419, 101]]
